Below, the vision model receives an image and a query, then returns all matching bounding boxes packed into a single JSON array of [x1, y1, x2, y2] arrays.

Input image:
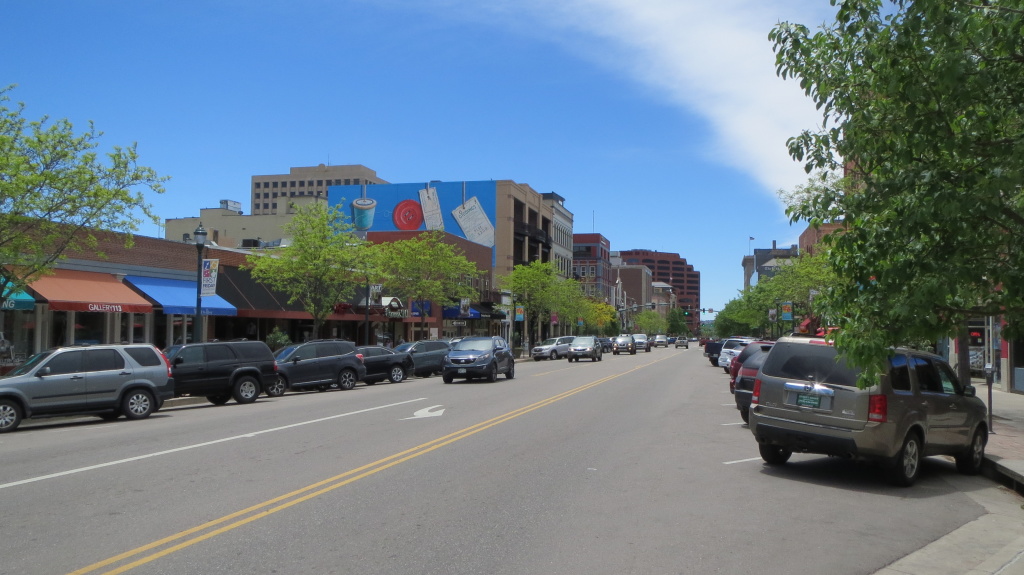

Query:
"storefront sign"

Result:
[[451, 320, 467, 326]]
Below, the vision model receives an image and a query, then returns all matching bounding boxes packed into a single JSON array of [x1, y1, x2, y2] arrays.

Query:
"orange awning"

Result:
[[30, 269, 153, 314]]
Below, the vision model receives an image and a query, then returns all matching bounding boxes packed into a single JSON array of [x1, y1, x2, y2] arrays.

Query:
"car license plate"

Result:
[[796, 393, 821, 408], [457, 368, 466, 374]]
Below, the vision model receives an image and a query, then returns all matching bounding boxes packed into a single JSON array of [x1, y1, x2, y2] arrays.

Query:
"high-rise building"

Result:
[[618, 249, 701, 333], [250, 164, 389, 216], [572, 233, 614, 303]]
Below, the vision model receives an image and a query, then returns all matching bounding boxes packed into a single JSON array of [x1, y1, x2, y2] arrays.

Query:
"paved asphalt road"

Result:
[[0, 347, 1018, 574]]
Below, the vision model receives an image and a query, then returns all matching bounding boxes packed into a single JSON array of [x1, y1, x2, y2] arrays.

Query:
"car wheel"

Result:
[[630, 350, 636, 355], [955, 427, 987, 475], [337, 369, 357, 391], [122, 389, 155, 420], [442, 373, 454, 383], [597, 354, 602, 361], [486, 362, 498, 382], [550, 351, 558, 360], [0, 399, 23, 433], [207, 394, 231, 405], [740, 407, 749, 424], [264, 376, 287, 397], [758, 443, 792, 465], [724, 367, 730, 373], [232, 376, 261, 404], [388, 366, 406, 383], [887, 431, 922, 486], [613, 351, 618, 355], [505, 361, 515, 379], [591, 355, 597, 362]]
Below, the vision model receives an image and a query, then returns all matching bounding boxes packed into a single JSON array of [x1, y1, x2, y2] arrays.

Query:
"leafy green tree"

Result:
[[583, 300, 618, 336], [633, 310, 666, 336], [666, 308, 689, 336], [246, 202, 365, 339], [499, 261, 561, 349], [375, 230, 480, 338], [0, 86, 166, 305], [772, 1, 1024, 384]]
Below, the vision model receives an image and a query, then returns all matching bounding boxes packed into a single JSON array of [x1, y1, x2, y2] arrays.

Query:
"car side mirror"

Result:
[[173, 357, 184, 365], [37, 366, 50, 376], [292, 355, 302, 363], [963, 385, 976, 398]]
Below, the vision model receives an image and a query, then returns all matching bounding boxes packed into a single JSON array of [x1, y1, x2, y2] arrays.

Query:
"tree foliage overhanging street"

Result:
[[0, 86, 167, 304], [768, 0, 1024, 382]]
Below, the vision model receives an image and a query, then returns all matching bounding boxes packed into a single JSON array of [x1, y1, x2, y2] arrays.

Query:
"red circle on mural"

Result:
[[393, 200, 424, 230]]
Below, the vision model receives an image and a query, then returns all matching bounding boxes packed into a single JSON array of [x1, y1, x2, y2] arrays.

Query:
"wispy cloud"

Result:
[[408, 0, 834, 198]]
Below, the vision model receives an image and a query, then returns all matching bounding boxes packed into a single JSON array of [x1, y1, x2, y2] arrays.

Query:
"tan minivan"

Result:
[[749, 334, 988, 486]]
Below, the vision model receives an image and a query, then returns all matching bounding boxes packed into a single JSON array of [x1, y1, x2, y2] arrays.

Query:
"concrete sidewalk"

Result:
[[977, 381, 1024, 495]]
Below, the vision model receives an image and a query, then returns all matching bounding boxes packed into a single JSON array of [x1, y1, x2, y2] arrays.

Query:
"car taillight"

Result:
[[751, 377, 761, 404], [159, 351, 173, 378], [356, 353, 364, 363], [868, 394, 887, 422]]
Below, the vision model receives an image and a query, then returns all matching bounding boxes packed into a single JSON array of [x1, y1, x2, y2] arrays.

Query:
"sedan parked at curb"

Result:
[[356, 345, 413, 384]]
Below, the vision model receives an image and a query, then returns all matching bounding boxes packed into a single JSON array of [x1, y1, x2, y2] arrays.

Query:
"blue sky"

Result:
[[3, 0, 835, 315]]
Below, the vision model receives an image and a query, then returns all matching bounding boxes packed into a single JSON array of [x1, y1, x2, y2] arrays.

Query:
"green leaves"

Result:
[[772, 1, 1024, 380], [0, 86, 166, 304]]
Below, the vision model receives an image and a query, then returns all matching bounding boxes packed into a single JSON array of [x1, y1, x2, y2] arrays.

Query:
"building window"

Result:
[[334, 179, 341, 185], [272, 203, 277, 210], [290, 181, 296, 187], [263, 203, 269, 209], [272, 192, 278, 198], [290, 191, 295, 197], [316, 180, 323, 186], [344, 179, 351, 185], [253, 183, 259, 191], [272, 181, 278, 188], [353, 178, 360, 184]]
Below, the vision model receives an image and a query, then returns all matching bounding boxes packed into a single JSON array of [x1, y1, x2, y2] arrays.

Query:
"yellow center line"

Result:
[[70, 356, 673, 575]]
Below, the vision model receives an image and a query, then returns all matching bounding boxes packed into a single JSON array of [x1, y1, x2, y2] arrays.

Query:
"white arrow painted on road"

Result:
[[401, 405, 445, 420]]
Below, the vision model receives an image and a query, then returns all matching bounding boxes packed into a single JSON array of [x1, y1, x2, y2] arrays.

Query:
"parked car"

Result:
[[729, 341, 773, 423], [717, 337, 754, 372], [166, 340, 278, 405], [612, 335, 636, 355], [394, 340, 451, 377], [0, 343, 174, 432], [274, 339, 366, 392], [703, 340, 723, 366], [356, 345, 413, 384], [652, 335, 669, 348], [632, 334, 652, 352], [750, 334, 989, 486], [597, 337, 614, 353], [567, 336, 603, 362], [442, 336, 515, 383], [531, 336, 575, 361], [675, 337, 689, 349]]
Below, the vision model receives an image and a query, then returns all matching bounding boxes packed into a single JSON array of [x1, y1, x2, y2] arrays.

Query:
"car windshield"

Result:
[[615, 337, 630, 343], [274, 345, 300, 361], [394, 343, 413, 353], [453, 339, 493, 351], [3, 350, 53, 377], [539, 338, 557, 346], [574, 337, 596, 345], [163, 345, 183, 360]]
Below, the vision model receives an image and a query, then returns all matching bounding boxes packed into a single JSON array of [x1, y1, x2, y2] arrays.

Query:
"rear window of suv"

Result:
[[760, 342, 861, 387], [124, 346, 162, 366]]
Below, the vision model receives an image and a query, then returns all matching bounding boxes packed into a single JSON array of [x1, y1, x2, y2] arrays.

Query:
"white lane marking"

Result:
[[721, 403, 734, 406], [721, 422, 745, 426], [400, 405, 445, 420], [723, 457, 763, 465], [0, 398, 427, 490]]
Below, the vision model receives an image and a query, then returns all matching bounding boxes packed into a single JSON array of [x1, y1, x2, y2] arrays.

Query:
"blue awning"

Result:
[[125, 276, 237, 316], [442, 304, 481, 319], [1, 284, 35, 311]]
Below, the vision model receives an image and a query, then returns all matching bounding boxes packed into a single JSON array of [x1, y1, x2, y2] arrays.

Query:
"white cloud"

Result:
[[418, 0, 835, 197]]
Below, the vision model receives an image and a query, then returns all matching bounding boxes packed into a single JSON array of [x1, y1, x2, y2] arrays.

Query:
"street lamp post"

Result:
[[193, 223, 207, 344]]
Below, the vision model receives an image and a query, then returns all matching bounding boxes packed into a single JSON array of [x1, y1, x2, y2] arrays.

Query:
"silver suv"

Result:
[[0, 344, 174, 432], [532, 336, 574, 360], [749, 335, 988, 486]]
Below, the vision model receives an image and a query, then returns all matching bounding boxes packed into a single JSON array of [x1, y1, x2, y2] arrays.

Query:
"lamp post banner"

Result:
[[201, 259, 219, 297]]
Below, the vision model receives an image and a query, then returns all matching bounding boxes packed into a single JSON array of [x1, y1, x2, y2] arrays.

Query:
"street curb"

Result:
[[983, 454, 1024, 496]]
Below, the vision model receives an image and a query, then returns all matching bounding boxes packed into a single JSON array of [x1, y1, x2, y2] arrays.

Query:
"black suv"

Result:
[[165, 340, 278, 405], [275, 339, 367, 392], [0, 343, 174, 432]]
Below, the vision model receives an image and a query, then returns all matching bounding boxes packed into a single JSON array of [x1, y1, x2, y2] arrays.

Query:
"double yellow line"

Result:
[[71, 360, 661, 574]]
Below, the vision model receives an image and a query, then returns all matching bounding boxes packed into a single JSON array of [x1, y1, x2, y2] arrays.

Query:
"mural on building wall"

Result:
[[329, 181, 498, 256]]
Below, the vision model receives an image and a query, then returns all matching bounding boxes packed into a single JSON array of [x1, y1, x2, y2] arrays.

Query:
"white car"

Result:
[[718, 337, 755, 372]]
